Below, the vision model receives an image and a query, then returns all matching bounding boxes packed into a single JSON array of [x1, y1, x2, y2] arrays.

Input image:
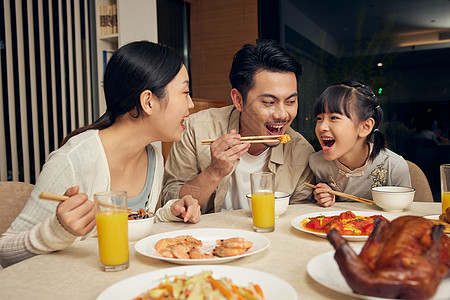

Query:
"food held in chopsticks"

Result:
[[300, 210, 389, 236], [154, 235, 253, 259], [278, 133, 291, 143], [327, 215, 450, 299], [201, 134, 291, 145], [133, 270, 265, 300]]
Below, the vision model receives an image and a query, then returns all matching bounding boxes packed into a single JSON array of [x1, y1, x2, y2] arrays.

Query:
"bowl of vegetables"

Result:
[[128, 208, 155, 241]]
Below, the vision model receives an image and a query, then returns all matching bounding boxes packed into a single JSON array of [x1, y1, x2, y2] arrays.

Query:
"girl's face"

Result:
[[315, 107, 366, 164], [152, 65, 194, 142]]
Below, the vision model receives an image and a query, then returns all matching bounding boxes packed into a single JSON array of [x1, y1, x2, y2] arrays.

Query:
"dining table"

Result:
[[0, 201, 443, 299]]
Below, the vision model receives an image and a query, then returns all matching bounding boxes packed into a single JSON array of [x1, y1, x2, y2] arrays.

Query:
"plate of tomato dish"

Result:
[[290, 210, 398, 241]]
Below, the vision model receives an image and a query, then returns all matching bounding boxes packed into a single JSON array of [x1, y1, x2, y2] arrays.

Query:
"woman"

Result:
[[0, 41, 201, 267]]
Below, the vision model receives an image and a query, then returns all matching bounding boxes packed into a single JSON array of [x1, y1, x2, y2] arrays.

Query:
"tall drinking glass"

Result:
[[441, 164, 450, 214], [94, 191, 129, 271], [250, 172, 275, 232]]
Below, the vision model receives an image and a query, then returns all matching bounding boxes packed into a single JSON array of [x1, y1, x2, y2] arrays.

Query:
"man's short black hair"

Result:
[[229, 39, 303, 103]]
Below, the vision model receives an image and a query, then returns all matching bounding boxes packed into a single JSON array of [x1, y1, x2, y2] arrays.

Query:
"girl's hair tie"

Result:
[[373, 128, 380, 132]]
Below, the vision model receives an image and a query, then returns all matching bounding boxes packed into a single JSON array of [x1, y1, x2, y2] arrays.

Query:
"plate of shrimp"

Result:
[[134, 228, 270, 265]]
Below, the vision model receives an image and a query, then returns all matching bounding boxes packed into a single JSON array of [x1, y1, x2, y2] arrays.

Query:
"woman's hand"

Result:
[[313, 183, 336, 207], [56, 186, 96, 236], [170, 195, 201, 223]]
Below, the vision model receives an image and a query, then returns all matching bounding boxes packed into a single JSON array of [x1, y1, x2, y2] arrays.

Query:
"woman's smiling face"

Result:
[[152, 65, 194, 142]]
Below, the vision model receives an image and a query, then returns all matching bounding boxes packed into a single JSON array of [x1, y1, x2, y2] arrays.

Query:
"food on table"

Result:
[[128, 208, 153, 220], [300, 211, 388, 236], [133, 270, 264, 300], [278, 134, 291, 144], [155, 235, 206, 259], [213, 237, 253, 257], [154, 235, 253, 259], [439, 206, 450, 223], [430, 206, 450, 234], [327, 215, 450, 299], [429, 218, 450, 234]]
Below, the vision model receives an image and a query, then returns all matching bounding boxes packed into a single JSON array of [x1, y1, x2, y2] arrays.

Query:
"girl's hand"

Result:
[[170, 195, 201, 223], [313, 183, 336, 207], [56, 186, 96, 236]]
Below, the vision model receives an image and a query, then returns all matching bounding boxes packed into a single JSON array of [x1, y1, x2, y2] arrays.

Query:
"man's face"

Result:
[[238, 70, 298, 147]]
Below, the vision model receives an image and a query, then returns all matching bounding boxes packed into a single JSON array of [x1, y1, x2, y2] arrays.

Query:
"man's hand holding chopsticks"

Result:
[[208, 129, 250, 179]]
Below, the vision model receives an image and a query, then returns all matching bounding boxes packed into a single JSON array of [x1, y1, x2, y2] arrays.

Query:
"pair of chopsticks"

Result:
[[304, 183, 374, 205], [201, 135, 282, 145], [38, 192, 121, 209]]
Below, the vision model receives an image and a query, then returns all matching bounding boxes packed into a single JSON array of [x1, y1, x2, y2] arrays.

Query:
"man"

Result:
[[162, 39, 315, 213]]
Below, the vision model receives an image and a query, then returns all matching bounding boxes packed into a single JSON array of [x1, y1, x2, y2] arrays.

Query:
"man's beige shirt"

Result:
[[162, 105, 315, 213]]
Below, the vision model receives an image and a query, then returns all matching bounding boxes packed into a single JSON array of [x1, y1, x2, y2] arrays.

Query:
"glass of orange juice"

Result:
[[94, 191, 129, 271], [250, 172, 275, 232], [441, 164, 450, 214]]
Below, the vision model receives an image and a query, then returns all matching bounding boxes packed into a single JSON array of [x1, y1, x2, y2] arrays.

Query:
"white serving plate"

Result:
[[135, 228, 270, 264], [97, 265, 297, 300]]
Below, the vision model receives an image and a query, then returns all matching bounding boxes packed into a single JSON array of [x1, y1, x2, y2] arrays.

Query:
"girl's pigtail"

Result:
[[369, 104, 386, 161], [370, 128, 386, 161]]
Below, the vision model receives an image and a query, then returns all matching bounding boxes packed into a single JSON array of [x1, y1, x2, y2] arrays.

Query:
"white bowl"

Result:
[[128, 215, 155, 241], [246, 192, 290, 218], [371, 186, 415, 212]]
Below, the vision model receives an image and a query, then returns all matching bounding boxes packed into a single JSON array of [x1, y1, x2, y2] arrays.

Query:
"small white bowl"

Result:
[[246, 192, 291, 218], [128, 215, 155, 241], [371, 186, 415, 212]]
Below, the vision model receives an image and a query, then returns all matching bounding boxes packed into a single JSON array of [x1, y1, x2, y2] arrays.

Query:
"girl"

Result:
[[309, 80, 411, 207], [0, 41, 201, 267]]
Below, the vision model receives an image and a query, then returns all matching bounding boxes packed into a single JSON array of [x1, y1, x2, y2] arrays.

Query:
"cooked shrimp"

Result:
[[213, 246, 247, 257], [154, 238, 179, 258], [189, 247, 214, 259], [216, 237, 247, 244], [216, 238, 253, 249], [175, 235, 203, 247], [171, 244, 192, 259]]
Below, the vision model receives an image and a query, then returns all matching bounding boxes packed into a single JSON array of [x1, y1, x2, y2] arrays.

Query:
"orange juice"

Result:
[[442, 192, 450, 214], [251, 192, 275, 228], [96, 210, 129, 266]]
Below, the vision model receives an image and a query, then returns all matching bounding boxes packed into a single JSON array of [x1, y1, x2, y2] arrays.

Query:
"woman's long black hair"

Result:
[[313, 80, 385, 161], [61, 41, 183, 146]]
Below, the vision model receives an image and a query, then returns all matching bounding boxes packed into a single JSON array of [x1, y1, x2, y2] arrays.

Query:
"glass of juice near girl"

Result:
[[94, 191, 129, 271]]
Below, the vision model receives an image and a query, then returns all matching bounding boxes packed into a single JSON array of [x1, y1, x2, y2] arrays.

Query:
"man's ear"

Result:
[[140, 90, 153, 116], [231, 88, 244, 112], [359, 117, 375, 137]]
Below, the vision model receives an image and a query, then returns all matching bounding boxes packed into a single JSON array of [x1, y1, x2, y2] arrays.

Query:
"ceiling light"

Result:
[[377, 62, 383, 67]]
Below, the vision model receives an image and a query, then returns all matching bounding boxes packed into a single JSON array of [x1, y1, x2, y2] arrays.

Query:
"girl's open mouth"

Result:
[[322, 137, 335, 149]]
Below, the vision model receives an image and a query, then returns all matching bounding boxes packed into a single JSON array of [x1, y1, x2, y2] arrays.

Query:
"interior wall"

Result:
[[189, 0, 258, 103]]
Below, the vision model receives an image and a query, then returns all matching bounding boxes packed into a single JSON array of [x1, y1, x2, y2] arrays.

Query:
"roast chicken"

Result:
[[327, 216, 450, 299]]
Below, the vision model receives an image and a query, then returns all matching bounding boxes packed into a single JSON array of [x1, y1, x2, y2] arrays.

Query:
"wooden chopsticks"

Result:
[[304, 183, 374, 205], [38, 192, 121, 209], [201, 135, 283, 145], [38, 192, 69, 202]]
